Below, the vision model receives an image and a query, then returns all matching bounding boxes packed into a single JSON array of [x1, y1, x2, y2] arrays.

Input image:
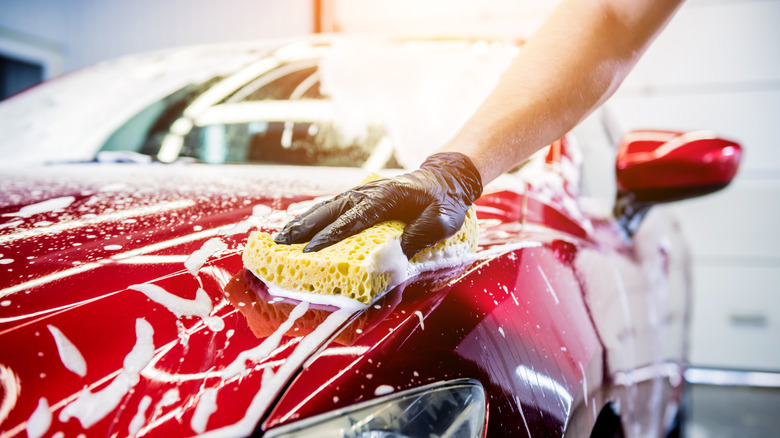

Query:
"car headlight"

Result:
[[264, 379, 487, 438]]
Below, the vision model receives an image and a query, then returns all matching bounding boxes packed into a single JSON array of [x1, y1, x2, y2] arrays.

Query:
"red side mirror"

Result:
[[616, 130, 742, 203]]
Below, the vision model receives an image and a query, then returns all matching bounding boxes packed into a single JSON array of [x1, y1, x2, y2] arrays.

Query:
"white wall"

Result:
[[0, 0, 313, 72], [0, 0, 68, 77], [62, 0, 313, 71], [609, 0, 780, 372], [0, 0, 70, 44]]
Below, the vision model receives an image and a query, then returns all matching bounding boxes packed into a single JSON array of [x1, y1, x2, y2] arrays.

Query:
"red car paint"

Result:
[[616, 130, 742, 201], [1, 155, 690, 437]]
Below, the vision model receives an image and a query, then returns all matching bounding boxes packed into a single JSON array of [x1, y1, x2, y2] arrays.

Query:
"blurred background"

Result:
[[1, 0, 778, 434]]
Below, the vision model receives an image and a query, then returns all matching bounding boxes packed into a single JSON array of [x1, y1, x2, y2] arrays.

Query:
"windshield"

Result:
[[0, 39, 519, 169], [99, 55, 402, 168]]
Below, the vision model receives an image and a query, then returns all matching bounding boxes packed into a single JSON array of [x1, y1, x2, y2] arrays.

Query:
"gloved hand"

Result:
[[274, 152, 483, 259]]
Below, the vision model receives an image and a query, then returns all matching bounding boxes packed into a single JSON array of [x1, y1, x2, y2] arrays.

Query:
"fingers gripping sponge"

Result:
[[242, 208, 478, 306]]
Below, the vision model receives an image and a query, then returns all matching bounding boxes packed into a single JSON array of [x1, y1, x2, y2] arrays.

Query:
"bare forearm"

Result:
[[440, 0, 684, 184]]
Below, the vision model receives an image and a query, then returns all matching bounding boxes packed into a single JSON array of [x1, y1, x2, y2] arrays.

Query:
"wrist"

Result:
[[436, 137, 495, 186], [422, 152, 483, 203]]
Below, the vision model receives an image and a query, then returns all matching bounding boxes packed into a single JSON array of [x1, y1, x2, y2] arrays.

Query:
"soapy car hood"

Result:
[[3, 162, 569, 436]]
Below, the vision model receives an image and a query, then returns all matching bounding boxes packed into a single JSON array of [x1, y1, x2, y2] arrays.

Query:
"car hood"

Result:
[[0, 163, 401, 436], [0, 163, 349, 325]]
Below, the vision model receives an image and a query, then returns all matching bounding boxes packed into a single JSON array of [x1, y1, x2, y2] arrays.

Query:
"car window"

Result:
[[100, 79, 220, 156], [0, 40, 517, 167], [98, 57, 402, 169], [224, 64, 322, 102]]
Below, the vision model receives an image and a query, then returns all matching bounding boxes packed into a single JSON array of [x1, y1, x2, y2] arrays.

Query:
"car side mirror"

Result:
[[613, 130, 742, 235]]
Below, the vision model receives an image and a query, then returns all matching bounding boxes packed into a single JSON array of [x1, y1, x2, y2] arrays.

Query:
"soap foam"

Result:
[[190, 388, 218, 434], [0, 364, 20, 426], [367, 237, 408, 287], [374, 385, 394, 396], [26, 397, 51, 438], [414, 310, 425, 330], [406, 240, 477, 279], [59, 318, 155, 429], [252, 204, 272, 217], [221, 301, 309, 380], [0, 220, 23, 229], [185, 238, 228, 276], [265, 283, 368, 311], [47, 325, 87, 377], [128, 395, 152, 436], [152, 389, 180, 418], [129, 284, 224, 332], [219, 221, 253, 236], [2, 196, 75, 218]]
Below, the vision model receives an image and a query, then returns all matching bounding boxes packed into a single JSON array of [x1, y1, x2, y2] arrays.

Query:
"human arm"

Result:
[[275, 0, 685, 257], [440, 0, 685, 184]]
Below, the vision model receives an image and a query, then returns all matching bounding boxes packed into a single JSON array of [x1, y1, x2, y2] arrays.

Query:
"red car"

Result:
[[0, 38, 741, 437]]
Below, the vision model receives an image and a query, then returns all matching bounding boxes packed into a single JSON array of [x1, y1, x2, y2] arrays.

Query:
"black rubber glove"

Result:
[[274, 152, 483, 259]]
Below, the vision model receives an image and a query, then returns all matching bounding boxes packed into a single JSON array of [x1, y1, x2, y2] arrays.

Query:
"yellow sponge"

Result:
[[242, 207, 478, 306]]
